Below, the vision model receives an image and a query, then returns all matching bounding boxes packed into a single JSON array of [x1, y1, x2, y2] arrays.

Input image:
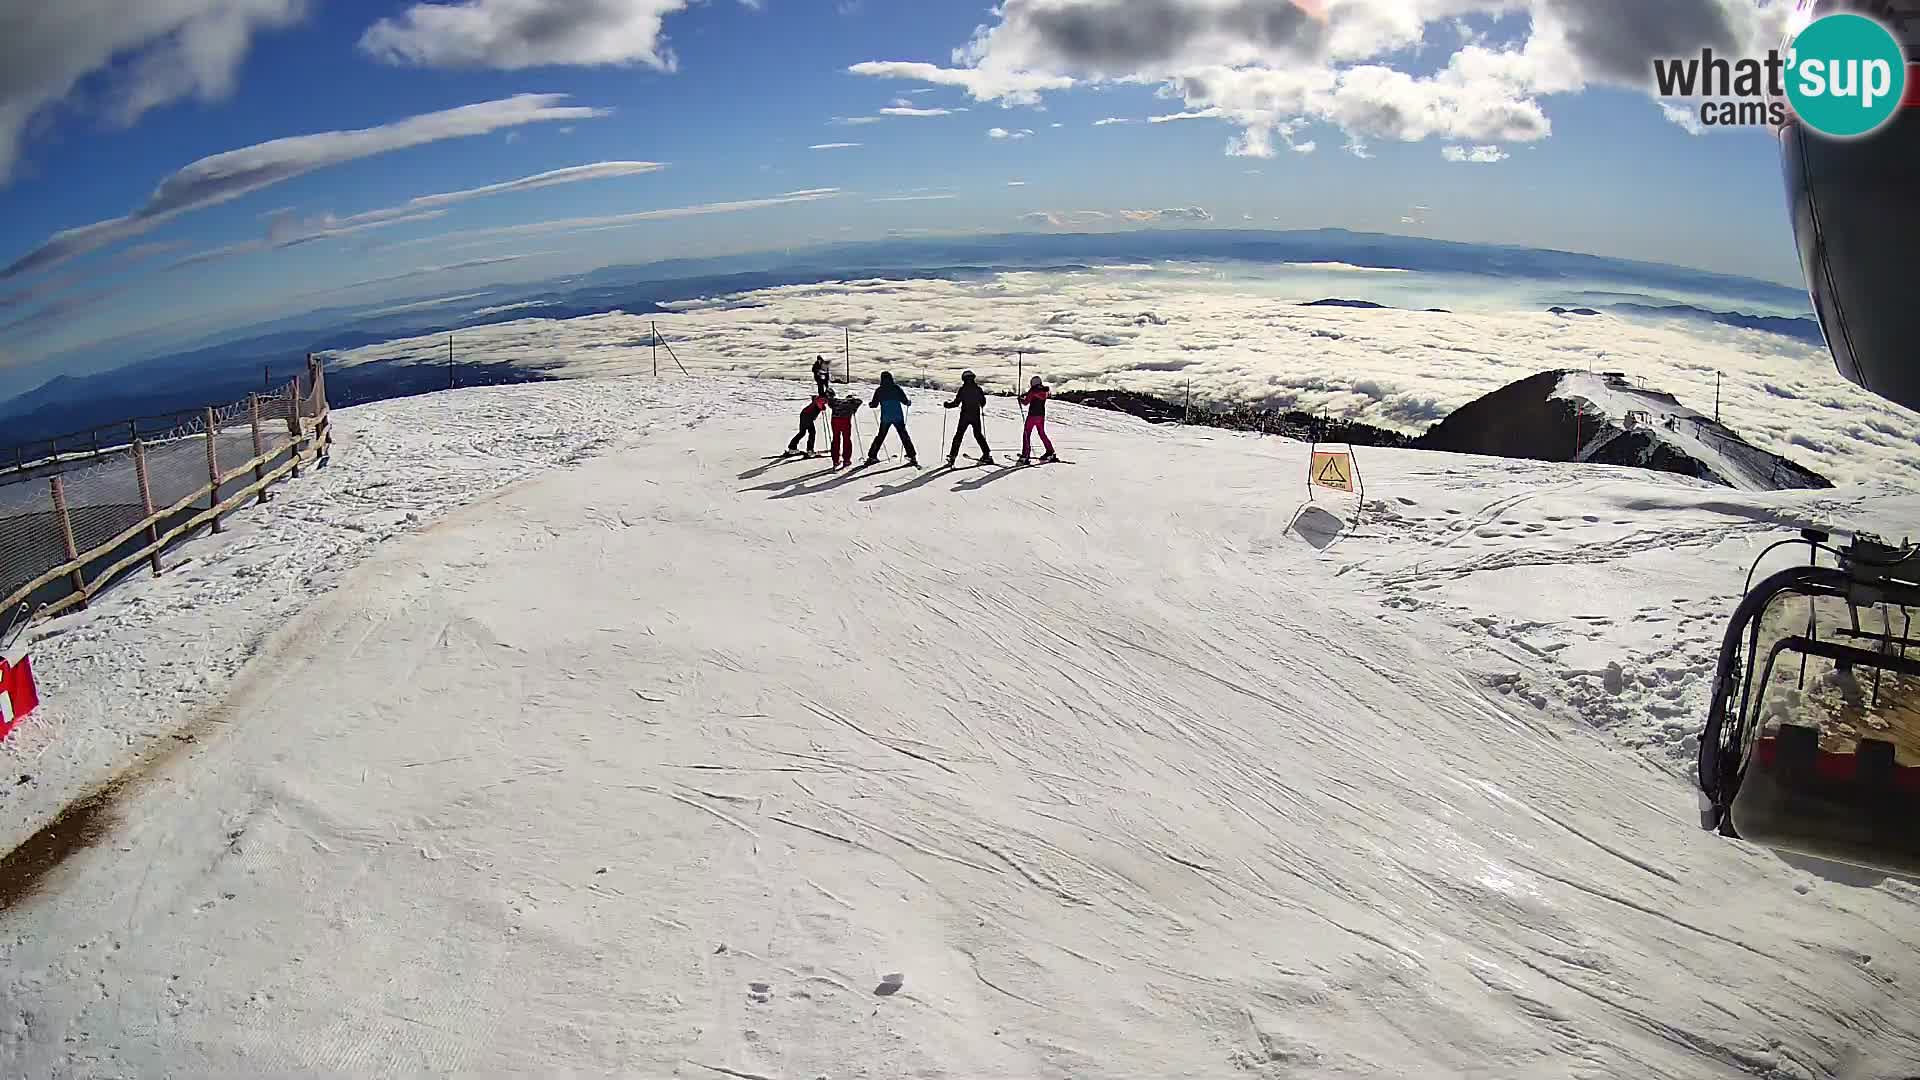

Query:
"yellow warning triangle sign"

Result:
[[1310, 450, 1355, 492]]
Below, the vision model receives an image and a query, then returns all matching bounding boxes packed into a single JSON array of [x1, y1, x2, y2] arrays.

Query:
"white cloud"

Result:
[[1020, 209, 1112, 227], [847, 60, 1074, 106], [1094, 117, 1134, 126], [851, 0, 1796, 160], [879, 106, 961, 117], [1293, 140, 1317, 154], [1008, 180, 1028, 186], [1150, 108, 1223, 124], [1226, 125, 1279, 158], [831, 115, 885, 125], [1661, 102, 1708, 135], [809, 142, 862, 150], [172, 160, 663, 270], [1441, 144, 1509, 163], [0, 0, 311, 184], [1118, 207, 1213, 224], [378, 188, 844, 250], [0, 94, 607, 282], [360, 0, 697, 70], [988, 127, 1035, 140]]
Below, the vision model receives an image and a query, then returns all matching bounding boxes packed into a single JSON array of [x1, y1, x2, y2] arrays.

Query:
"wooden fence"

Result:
[[0, 356, 332, 624]]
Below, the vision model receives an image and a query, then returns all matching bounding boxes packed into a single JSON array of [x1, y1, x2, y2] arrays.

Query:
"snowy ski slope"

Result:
[[1557, 372, 1821, 492], [2, 376, 1918, 1078]]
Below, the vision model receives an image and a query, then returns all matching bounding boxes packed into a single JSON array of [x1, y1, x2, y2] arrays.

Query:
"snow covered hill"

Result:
[[1419, 370, 1831, 492], [3, 376, 1919, 1077], [1558, 372, 1832, 491]]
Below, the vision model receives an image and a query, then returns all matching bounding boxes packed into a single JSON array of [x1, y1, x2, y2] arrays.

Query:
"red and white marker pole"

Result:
[[0, 645, 40, 742]]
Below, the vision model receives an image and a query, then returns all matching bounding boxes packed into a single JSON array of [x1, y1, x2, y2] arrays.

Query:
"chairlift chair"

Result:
[[1698, 529, 1920, 879]]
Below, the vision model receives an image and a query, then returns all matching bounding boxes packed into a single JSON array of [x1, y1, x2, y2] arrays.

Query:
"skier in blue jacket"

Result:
[[865, 371, 919, 467]]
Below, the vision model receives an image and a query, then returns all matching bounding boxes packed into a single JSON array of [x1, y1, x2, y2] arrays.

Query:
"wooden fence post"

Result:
[[309, 357, 330, 456], [248, 393, 267, 502], [49, 476, 85, 607], [132, 439, 162, 576], [287, 379, 305, 479], [204, 407, 222, 535]]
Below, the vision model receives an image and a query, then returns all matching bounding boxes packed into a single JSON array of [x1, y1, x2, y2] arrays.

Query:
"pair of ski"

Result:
[[767, 452, 1069, 469]]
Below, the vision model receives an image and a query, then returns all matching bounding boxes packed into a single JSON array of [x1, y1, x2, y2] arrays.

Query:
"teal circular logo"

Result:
[[1787, 13, 1907, 138]]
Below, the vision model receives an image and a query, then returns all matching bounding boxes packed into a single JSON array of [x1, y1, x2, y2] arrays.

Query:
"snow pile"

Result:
[[3, 376, 1919, 1077], [1558, 372, 1830, 492]]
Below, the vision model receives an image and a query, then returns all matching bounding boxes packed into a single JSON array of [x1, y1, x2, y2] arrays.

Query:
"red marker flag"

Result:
[[0, 654, 39, 742]]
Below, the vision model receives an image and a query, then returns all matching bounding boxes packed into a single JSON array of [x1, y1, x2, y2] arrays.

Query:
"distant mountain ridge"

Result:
[[1604, 302, 1826, 346]]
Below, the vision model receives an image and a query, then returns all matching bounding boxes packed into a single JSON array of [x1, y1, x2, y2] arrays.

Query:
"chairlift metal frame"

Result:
[[1698, 528, 1920, 876]]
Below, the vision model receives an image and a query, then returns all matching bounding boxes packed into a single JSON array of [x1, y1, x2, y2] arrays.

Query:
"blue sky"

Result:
[[0, 0, 1805, 384]]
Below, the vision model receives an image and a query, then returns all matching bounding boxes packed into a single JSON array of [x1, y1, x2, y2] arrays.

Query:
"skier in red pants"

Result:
[[826, 391, 862, 468], [1018, 376, 1057, 464]]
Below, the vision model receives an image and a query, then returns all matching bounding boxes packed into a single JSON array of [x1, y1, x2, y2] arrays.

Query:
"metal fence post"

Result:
[[204, 407, 222, 534], [49, 476, 85, 607], [132, 439, 162, 576]]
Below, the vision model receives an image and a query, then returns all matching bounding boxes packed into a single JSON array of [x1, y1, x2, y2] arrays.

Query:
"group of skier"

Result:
[[785, 355, 1057, 469]]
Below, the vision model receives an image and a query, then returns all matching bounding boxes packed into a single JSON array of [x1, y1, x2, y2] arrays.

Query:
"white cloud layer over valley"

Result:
[[334, 266, 1920, 489]]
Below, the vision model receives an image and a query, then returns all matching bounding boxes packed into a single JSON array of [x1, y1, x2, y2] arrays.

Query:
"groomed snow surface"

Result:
[[4, 375, 1919, 1078]]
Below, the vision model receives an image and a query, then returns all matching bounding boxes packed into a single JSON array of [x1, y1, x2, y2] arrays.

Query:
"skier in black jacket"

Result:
[[811, 355, 832, 397], [943, 370, 994, 467], [786, 390, 828, 456]]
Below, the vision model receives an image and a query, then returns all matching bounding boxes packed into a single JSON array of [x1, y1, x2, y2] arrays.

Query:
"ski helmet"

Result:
[[1031, 375, 1043, 388], [962, 369, 976, 381]]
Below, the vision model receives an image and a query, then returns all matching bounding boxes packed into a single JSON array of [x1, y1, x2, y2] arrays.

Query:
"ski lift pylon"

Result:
[[1698, 529, 1920, 879]]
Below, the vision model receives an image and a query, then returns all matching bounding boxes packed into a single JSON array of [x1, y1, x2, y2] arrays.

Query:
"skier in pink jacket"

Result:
[[1017, 376, 1057, 465]]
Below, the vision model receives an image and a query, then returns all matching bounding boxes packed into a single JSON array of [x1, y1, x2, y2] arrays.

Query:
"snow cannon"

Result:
[[1779, 0, 1920, 411], [1697, 530, 1920, 879]]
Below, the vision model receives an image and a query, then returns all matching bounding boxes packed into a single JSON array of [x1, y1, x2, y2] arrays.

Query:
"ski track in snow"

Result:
[[2, 375, 1919, 1078]]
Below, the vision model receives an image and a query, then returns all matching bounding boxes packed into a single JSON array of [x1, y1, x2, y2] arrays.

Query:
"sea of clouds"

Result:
[[333, 265, 1920, 489]]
